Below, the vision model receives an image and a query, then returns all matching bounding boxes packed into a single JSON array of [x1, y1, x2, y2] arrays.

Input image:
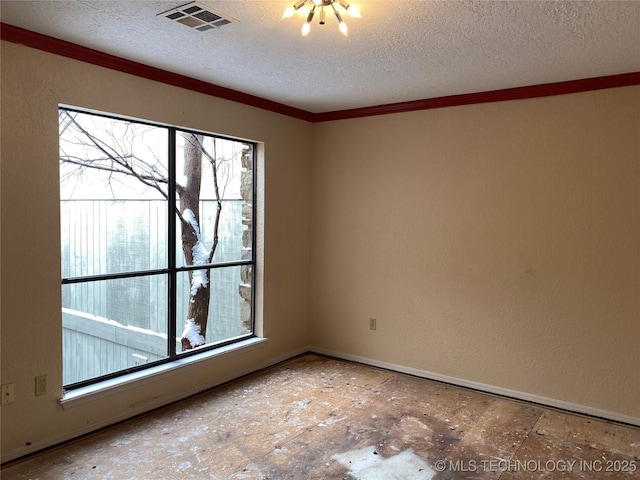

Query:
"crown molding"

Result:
[[0, 23, 315, 122], [314, 71, 640, 122], [3, 23, 639, 123]]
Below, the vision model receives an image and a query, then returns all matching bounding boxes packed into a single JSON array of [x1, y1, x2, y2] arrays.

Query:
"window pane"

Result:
[[62, 275, 170, 386], [175, 132, 252, 267], [59, 110, 168, 277], [60, 200, 168, 278], [176, 265, 252, 351]]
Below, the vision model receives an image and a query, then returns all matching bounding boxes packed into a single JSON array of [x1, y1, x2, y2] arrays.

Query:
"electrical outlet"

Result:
[[2, 384, 15, 405], [35, 375, 47, 396], [369, 317, 377, 330]]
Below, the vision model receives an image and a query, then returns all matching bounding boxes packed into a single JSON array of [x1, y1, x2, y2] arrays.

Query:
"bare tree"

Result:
[[59, 109, 235, 351], [177, 133, 222, 350]]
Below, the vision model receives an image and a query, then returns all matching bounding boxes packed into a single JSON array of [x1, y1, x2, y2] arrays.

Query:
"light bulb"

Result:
[[339, 21, 348, 36], [339, 0, 361, 18], [282, 6, 295, 19], [302, 5, 315, 35], [284, 0, 307, 18], [348, 5, 361, 18]]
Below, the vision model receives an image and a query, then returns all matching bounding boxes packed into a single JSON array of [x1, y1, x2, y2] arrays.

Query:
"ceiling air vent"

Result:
[[159, 1, 239, 32]]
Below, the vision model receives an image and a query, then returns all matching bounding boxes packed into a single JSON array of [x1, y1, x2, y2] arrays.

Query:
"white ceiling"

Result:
[[2, 0, 639, 114]]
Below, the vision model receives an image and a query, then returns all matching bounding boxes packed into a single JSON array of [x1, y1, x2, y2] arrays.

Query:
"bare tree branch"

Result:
[[60, 110, 170, 200]]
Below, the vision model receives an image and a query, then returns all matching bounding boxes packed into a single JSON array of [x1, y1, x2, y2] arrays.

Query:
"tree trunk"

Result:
[[179, 134, 210, 351]]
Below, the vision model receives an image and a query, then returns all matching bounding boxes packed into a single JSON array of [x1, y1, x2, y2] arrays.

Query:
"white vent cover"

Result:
[[159, 1, 239, 32]]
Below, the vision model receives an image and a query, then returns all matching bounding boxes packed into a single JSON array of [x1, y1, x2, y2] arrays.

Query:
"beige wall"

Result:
[[310, 86, 640, 421], [2, 38, 639, 462], [0, 41, 312, 461]]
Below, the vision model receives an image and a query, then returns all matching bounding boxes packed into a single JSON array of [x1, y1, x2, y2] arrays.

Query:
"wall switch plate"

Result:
[[35, 375, 47, 396], [369, 317, 377, 330], [2, 384, 15, 405]]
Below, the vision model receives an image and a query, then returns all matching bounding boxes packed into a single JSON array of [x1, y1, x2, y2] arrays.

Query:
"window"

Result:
[[59, 107, 256, 389]]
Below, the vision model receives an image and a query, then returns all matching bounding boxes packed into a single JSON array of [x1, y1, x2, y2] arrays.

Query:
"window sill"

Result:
[[60, 337, 268, 410]]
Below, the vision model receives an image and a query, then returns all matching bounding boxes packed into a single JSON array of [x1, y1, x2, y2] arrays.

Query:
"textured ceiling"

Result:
[[2, 0, 639, 114]]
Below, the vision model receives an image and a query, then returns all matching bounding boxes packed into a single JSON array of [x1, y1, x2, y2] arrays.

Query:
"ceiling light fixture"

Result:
[[282, 0, 361, 37]]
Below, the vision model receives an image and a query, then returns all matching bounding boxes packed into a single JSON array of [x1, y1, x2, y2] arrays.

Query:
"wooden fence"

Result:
[[61, 199, 249, 385]]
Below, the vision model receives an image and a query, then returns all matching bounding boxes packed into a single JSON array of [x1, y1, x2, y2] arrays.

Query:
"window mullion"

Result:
[[167, 128, 177, 359]]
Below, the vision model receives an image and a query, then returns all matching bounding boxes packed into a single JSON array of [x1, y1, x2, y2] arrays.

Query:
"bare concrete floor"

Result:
[[3, 354, 639, 479]]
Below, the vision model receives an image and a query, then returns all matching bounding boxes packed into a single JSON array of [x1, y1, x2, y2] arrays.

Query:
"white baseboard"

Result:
[[308, 346, 640, 428], [4, 344, 637, 465], [1, 343, 311, 465]]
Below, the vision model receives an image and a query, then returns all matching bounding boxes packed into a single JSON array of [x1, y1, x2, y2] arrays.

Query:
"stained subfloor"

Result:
[[2, 354, 639, 479]]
